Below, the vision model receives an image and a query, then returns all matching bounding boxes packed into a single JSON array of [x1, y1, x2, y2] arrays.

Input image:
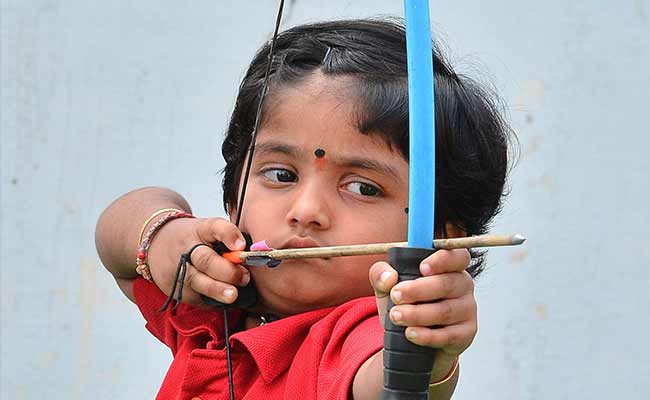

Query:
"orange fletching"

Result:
[[223, 251, 244, 264]]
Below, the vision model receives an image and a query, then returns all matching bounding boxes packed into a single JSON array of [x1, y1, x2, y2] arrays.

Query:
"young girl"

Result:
[[96, 18, 511, 400]]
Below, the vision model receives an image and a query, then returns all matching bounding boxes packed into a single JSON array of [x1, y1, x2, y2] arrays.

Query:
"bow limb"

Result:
[[380, 1, 437, 399]]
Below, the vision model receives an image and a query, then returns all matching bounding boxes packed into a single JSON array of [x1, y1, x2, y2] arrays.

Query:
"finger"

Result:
[[419, 249, 471, 276], [187, 271, 239, 305], [389, 295, 476, 327], [369, 261, 398, 327], [391, 271, 473, 304], [404, 321, 478, 350], [195, 218, 246, 250], [369, 261, 398, 299], [189, 245, 250, 286]]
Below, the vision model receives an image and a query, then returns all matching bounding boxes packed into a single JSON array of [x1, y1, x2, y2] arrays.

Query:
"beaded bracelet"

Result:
[[135, 210, 194, 281], [137, 208, 185, 245]]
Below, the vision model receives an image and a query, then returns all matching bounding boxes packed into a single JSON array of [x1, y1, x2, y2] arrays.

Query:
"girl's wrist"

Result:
[[135, 210, 195, 281], [137, 208, 186, 245], [429, 352, 459, 383], [146, 217, 198, 284]]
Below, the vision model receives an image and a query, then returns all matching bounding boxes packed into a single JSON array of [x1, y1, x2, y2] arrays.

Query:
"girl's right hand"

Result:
[[146, 217, 250, 308]]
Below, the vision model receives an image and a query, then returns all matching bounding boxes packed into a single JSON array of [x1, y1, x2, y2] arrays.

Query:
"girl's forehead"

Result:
[[264, 72, 357, 123], [256, 122, 395, 160], [261, 89, 358, 141], [258, 71, 406, 166], [255, 131, 393, 161]]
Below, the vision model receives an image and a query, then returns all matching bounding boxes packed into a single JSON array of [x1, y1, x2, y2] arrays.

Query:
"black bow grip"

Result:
[[380, 246, 438, 400]]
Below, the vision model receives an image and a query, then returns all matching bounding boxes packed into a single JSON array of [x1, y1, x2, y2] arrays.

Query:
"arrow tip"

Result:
[[511, 234, 526, 245]]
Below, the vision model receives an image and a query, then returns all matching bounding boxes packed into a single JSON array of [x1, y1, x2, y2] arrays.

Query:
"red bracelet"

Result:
[[135, 211, 194, 281]]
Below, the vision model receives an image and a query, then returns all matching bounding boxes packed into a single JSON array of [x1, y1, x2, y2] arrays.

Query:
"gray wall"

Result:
[[2, 1, 648, 399]]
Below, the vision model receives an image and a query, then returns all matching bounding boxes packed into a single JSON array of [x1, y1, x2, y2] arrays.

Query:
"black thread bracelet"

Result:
[[159, 243, 210, 312]]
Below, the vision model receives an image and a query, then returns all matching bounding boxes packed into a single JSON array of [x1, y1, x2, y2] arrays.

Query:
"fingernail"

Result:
[[392, 290, 402, 303], [223, 288, 235, 300], [391, 309, 402, 322], [240, 272, 250, 286], [420, 262, 432, 275], [380, 271, 392, 285], [406, 328, 417, 340], [234, 239, 246, 250]]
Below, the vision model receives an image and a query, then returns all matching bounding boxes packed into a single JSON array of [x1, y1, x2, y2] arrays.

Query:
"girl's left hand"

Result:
[[369, 248, 477, 376]]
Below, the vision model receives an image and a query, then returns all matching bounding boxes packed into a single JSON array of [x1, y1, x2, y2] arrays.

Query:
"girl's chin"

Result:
[[254, 295, 349, 317], [250, 270, 374, 316]]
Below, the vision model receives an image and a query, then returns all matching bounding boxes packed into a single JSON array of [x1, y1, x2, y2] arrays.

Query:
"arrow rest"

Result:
[[201, 232, 259, 309]]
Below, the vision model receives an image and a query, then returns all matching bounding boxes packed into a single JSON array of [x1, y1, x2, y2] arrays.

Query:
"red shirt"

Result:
[[134, 278, 384, 400]]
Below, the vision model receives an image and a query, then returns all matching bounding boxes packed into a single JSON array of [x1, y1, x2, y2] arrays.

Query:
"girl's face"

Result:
[[234, 72, 410, 316]]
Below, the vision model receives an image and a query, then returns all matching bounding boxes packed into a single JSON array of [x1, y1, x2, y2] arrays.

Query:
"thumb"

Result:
[[195, 218, 247, 250], [369, 261, 398, 327]]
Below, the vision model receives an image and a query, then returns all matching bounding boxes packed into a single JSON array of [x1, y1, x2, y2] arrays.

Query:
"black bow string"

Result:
[[160, 2, 286, 400]]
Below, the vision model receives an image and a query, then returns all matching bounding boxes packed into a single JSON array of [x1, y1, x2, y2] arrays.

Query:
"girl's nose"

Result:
[[285, 181, 331, 230]]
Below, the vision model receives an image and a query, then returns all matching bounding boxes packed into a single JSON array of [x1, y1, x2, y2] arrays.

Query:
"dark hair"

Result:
[[221, 18, 514, 277]]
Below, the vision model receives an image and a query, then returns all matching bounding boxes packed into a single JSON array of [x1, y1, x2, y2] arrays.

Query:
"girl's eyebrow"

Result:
[[255, 141, 301, 158], [255, 140, 401, 180], [335, 157, 402, 181]]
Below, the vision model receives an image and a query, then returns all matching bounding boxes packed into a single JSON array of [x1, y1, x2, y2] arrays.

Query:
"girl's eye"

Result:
[[262, 168, 297, 183], [345, 182, 384, 197]]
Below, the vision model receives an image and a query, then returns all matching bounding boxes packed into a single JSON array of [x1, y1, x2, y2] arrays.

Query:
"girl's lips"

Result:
[[279, 237, 322, 250], [270, 237, 333, 261]]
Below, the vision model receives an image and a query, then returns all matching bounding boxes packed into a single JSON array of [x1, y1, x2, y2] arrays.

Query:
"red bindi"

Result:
[[314, 148, 327, 170]]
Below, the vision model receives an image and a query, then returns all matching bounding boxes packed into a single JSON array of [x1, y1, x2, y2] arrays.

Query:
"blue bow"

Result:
[[404, 0, 436, 248]]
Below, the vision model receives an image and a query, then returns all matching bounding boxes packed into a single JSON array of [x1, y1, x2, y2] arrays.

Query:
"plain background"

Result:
[[2, 0, 649, 399]]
